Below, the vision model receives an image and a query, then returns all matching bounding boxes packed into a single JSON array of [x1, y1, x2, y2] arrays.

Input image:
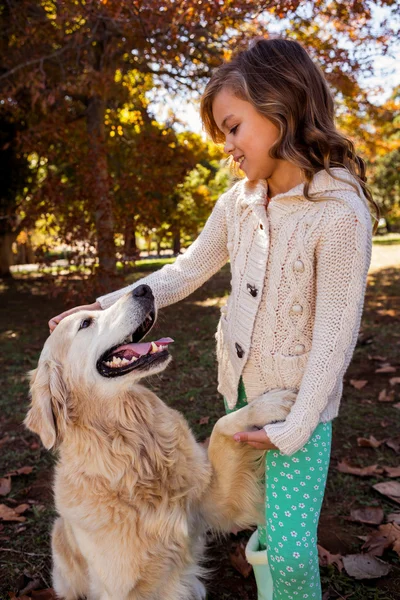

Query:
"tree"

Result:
[[1, 0, 399, 281]]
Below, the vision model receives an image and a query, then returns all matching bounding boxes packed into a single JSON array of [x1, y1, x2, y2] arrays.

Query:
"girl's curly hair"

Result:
[[200, 37, 379, 226]]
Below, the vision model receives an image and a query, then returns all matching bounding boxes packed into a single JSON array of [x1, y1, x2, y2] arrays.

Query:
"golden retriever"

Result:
[[25, 284, 295, 600]]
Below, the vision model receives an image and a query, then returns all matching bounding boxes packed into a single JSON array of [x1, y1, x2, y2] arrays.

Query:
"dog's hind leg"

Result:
[[52, 517, 88, 600]]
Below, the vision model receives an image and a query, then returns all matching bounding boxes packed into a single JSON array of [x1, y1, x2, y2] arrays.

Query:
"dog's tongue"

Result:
[[115, 337, 174, 359]]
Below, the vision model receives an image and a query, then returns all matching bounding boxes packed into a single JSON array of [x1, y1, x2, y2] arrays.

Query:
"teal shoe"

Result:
[[245, 530, 274, 600]]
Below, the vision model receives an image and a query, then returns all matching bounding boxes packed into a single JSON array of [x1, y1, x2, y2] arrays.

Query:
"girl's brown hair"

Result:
[[200, 37, 379, 225]]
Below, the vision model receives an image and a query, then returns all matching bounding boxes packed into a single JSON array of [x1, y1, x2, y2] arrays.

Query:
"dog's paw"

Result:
[[247, 389, 297, 427]]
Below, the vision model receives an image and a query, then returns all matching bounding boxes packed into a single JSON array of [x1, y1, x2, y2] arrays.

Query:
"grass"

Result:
[[1, 248, 400, 599]]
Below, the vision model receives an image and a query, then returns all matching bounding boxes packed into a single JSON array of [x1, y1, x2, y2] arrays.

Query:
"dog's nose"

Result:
[[132, 284, 154, 300]]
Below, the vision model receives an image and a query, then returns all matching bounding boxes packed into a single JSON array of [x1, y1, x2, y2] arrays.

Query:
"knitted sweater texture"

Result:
[[98, 168, 372, 455]]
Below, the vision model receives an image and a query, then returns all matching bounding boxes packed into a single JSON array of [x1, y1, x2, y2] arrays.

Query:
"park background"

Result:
[[1, 1, 400, 598]]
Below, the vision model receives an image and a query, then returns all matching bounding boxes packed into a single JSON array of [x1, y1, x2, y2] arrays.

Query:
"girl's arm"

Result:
[[97, 193, 229, 310], [263, 205, 372, 456]]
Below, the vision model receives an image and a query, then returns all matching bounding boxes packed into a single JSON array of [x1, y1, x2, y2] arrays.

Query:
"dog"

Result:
[[25, 284, 295, 600]]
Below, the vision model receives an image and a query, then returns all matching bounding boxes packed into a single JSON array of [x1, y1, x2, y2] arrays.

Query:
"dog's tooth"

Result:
[[121, 358, 129, 366], [151, 342, 158, 354]]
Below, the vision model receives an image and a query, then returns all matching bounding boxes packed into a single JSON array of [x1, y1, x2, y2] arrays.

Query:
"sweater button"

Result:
[[291, 303, 303, 315], [293, 260, 304, 272], [294, 344, 305, 355], [247, 283, 258, 297], [235, 343, 245, 358]]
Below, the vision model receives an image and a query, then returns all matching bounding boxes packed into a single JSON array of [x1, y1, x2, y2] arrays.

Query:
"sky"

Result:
[[149, 3, 400, 136]]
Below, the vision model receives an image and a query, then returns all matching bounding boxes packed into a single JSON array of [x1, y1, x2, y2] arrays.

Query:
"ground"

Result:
[[0, 243, 400, 599]]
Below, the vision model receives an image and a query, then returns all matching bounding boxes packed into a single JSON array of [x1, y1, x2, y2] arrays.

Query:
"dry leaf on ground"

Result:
[[0, 477, 11, 496], [387, 512, 400, 525], [373, 481, 400, 505], [386, 438, 400, 453], [383, 466, 400, 477], [378, 389, 395, 402], [0, 435, 11, 447], [369, 355, 388, 362], [0, 503, 30, 522], [350, 379, 368, 390], [5, 466, 33, 477], [361, 523, 400, 557], [342, 554, 391, 579], [349, 507, 384, 525], [199, 416, 210, 425], [375, 365, 397, 373], [357, 436, 386, 449], [389, 377, 400, 386], [317, 544, 343, 571], [229, 541, 252, 578], [337, 460, 383, 477], [394, 403, 400, 410]]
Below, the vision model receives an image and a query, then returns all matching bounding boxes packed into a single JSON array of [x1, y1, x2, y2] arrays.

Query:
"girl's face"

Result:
[[212, 88, 280, 182]]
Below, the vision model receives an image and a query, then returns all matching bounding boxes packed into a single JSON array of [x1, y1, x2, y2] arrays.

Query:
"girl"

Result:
[[49, 38, 376, 600]]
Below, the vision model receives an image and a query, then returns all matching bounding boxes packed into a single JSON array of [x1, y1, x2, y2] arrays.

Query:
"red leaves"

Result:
[[349, 379, 368, 390], [0, 466, 34, 497], [0, 503, 30, 522]]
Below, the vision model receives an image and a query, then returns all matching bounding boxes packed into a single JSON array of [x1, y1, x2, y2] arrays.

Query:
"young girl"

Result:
[[49, 38, 376, 600]]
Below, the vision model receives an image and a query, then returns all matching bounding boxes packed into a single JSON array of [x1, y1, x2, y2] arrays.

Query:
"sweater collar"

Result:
[[240, 168, 362, 207]]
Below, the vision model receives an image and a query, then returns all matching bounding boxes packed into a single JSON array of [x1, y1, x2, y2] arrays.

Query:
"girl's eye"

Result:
[[229, 125, 239, 135], [79, 318, 92, 331]]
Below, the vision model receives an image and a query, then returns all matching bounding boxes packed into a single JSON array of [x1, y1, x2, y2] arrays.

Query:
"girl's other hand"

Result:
[[233, 429, 278, 450], [48, 301, 102, 334]]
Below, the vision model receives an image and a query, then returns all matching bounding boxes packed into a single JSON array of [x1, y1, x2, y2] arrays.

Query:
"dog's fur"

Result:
[[25, 288, 295, 600]]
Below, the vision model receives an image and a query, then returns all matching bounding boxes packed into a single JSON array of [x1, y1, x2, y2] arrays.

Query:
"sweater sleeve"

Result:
[[97, 193, 229, 310], [263, 207, 372, 455]]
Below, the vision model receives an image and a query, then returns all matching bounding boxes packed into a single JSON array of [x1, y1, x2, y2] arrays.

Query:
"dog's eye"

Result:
[[79, 318, 92, 331]]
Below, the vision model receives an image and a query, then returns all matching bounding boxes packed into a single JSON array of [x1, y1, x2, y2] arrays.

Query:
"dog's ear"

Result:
[[25, 360, 69, 450]]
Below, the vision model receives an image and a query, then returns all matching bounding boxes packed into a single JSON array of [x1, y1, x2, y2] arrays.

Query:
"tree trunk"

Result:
[[0, 231, 16, 278], [124, 221, 137, 259], [173, 229, 181, 255], [86, 95, 116, 288]]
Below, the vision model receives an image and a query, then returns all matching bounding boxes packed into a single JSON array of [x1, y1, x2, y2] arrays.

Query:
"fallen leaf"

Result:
[[369, 355, 388, 362], [386, 438, 400, 453], [394, 403, 400, 410], [337, 460, 383, 477], [349, 507, 384, 525], [0, 478, 11, 496], [375, 366, 397, 374], [350, 379, 368, 390], [229, 541, 252, 578], [357, 436, 385, 448], [387, 512, 400, 525], [389, 377, 400, 386], [378, 389, 395, 402], [317, 544, 343, 571], [380, 419, 391, 428], [0, 503, 29, 522], [5, 466, 33, 477], [342, 554, 391, 579], [373, 481, 400, 505], [199, 416, 210, 425], [362, 523, 400, 557], [383, 466, 400, 477]]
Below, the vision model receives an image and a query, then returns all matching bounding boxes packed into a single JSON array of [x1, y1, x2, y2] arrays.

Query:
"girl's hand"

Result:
[[233, 429, 278, 450], [48, 301, 102, 333]]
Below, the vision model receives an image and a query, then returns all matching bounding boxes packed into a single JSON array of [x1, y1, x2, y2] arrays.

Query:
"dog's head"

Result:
[[25, 285, 173, 449]]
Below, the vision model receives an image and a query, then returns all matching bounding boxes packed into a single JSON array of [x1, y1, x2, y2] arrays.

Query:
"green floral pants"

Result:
[[225, 378, 332, 600]]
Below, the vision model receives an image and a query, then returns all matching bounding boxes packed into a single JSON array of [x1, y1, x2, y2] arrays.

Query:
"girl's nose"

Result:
[[224, 139, 234, 154]]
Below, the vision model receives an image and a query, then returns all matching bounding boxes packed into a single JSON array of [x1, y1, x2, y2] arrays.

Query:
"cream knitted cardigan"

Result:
[[98, 169, 372, 456]]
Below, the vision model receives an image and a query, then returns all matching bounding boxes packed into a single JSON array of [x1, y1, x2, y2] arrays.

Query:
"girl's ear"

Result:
[[25, 361, 69, 450]]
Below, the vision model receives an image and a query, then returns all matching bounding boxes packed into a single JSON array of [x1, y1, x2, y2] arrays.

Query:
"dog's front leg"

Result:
[[214, 388, 296, 437], [202, 389, 296, 532]]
